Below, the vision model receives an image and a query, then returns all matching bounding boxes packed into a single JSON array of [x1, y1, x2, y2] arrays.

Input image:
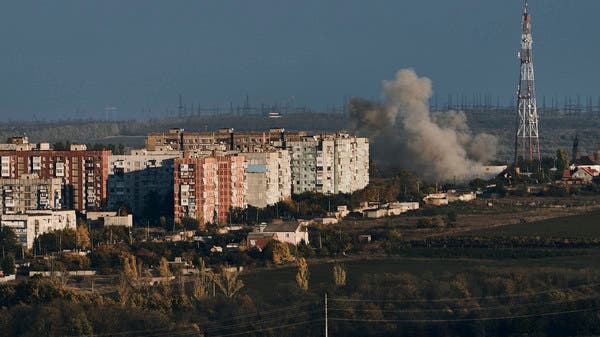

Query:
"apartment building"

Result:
[[107, 149, 182, 216], [174, 154, 246, 226], [0, 143, 110, 211], [146, 128, 307, 154], [244, 150, 291, 208], [1, 210, 76, 249], [147, 128, 369, 195], [0, 174, 62, 214], [287, 133, 369, 194]]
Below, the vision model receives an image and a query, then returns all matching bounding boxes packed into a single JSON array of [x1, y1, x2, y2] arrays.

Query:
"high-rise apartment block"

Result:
[[244, 150, 291, 208], [145, 128, 369, 196], [0, 139, 109, 211], [0, 174, 62, 214], [286, 133, 369, 194], [174, 154, 246, 226], [107, 149, 182, 216]]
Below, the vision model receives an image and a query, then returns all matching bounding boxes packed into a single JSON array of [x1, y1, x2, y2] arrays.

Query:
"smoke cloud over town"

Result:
[[349, 68, 497, 182]]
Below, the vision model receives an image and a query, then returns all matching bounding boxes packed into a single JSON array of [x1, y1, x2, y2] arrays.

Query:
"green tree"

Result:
[[0, 227, 21, 256], [180, 216, 200, 231], [1, 255, 15, 275], [556, 149, 570, 172]]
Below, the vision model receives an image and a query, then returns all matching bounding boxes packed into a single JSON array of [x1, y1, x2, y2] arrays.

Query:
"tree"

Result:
[[333, 263, 346, 287], [264, 240, 294, 264], [35, 229, 77, 253], [295, 257, 309, 291], [180, 217, 200, 231], [0, 227, 21, 256], [556, 149, 570, 172], [76, 225, 91, 249], [1, 255, 15, 275], [158, 257, 172, 282], [193, 258, 212, 299], [212, 268, 244, 298]]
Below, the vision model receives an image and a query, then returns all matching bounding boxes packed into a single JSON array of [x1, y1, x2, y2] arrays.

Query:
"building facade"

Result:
[[1, 210, 76, 249], [0, 145, 110, 211], [244, 150, 291, 208], [287, 133, 369, 194], [107, 149, 182, 216], [0, 174, 62, 214], [174, 154, 246, 226]]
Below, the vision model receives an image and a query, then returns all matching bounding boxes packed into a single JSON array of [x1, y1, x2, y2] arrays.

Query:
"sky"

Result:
[[0, 0, 598, 120]]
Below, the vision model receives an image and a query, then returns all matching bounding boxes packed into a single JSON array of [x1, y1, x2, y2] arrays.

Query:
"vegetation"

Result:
[[295, 257, 309, 291]]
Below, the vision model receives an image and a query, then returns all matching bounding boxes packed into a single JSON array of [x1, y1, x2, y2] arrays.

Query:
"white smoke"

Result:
[[349, 69, 497, 181]]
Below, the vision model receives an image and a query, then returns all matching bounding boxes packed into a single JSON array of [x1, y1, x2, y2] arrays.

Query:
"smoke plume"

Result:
[[349, 69, 497, 181]]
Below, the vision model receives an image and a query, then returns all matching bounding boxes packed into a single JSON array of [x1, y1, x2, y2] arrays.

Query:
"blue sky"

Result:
[[0, 1, 598, 120]]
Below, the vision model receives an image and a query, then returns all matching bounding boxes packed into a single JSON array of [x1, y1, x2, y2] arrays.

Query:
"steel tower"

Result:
[[514, 0, 540, 167]]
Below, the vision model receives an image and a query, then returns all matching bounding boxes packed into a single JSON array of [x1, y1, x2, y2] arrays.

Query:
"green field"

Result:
[[461, 210, 600, 238]]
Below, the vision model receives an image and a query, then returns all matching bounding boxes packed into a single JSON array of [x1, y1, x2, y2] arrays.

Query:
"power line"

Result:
[[149, 319, 323, 337], [329, 307, 599, 324], [329, 281, 600, 304], [200, 309, 323, 335], [329, 293, 600, 314]]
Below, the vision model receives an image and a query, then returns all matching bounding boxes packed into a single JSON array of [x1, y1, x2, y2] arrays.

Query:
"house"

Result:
[[423, 193, 449, 206], [362, 202, 419, 219], [327, 205, 350, 219], [246, 221, 309, 250], [447, 190, 477, 202], [571, 167, 598, 183], [563, 167, 598, 184]]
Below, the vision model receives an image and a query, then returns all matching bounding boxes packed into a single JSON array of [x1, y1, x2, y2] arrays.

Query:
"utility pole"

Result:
[[325, 293, 329, 337]]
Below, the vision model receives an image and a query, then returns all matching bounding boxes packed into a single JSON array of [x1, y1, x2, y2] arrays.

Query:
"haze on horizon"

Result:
[[0, 0, 598, 120]]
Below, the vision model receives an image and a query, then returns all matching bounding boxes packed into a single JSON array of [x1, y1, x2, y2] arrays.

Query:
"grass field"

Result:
[[461, 210, 600, 238], [241, 251, 600, 301], [242, 209, 600, 300]]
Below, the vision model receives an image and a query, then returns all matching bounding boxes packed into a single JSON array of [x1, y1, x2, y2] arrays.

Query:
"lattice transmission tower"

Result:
[[514, 0, 540, 167]]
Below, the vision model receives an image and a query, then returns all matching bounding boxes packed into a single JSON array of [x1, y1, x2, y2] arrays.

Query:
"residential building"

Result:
[[287, 132, 369, 194], [0, 144, 110, 211], [174, 154, 246, 226], [246, 221, 309, 250], [563, 167, 598, 184], [0, 174, 62, 214], [1, 210, 76, 249], [244, 150, 291, 208], [107, 149, 181, 216]]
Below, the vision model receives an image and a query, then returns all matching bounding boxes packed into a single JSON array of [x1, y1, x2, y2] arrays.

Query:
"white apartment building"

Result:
[[107, 149, 182, 217], [244, 150, 291, 208], [0, 174, 62, 214], [287, 133, 369, 194], [1, 210, 76, 249]]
